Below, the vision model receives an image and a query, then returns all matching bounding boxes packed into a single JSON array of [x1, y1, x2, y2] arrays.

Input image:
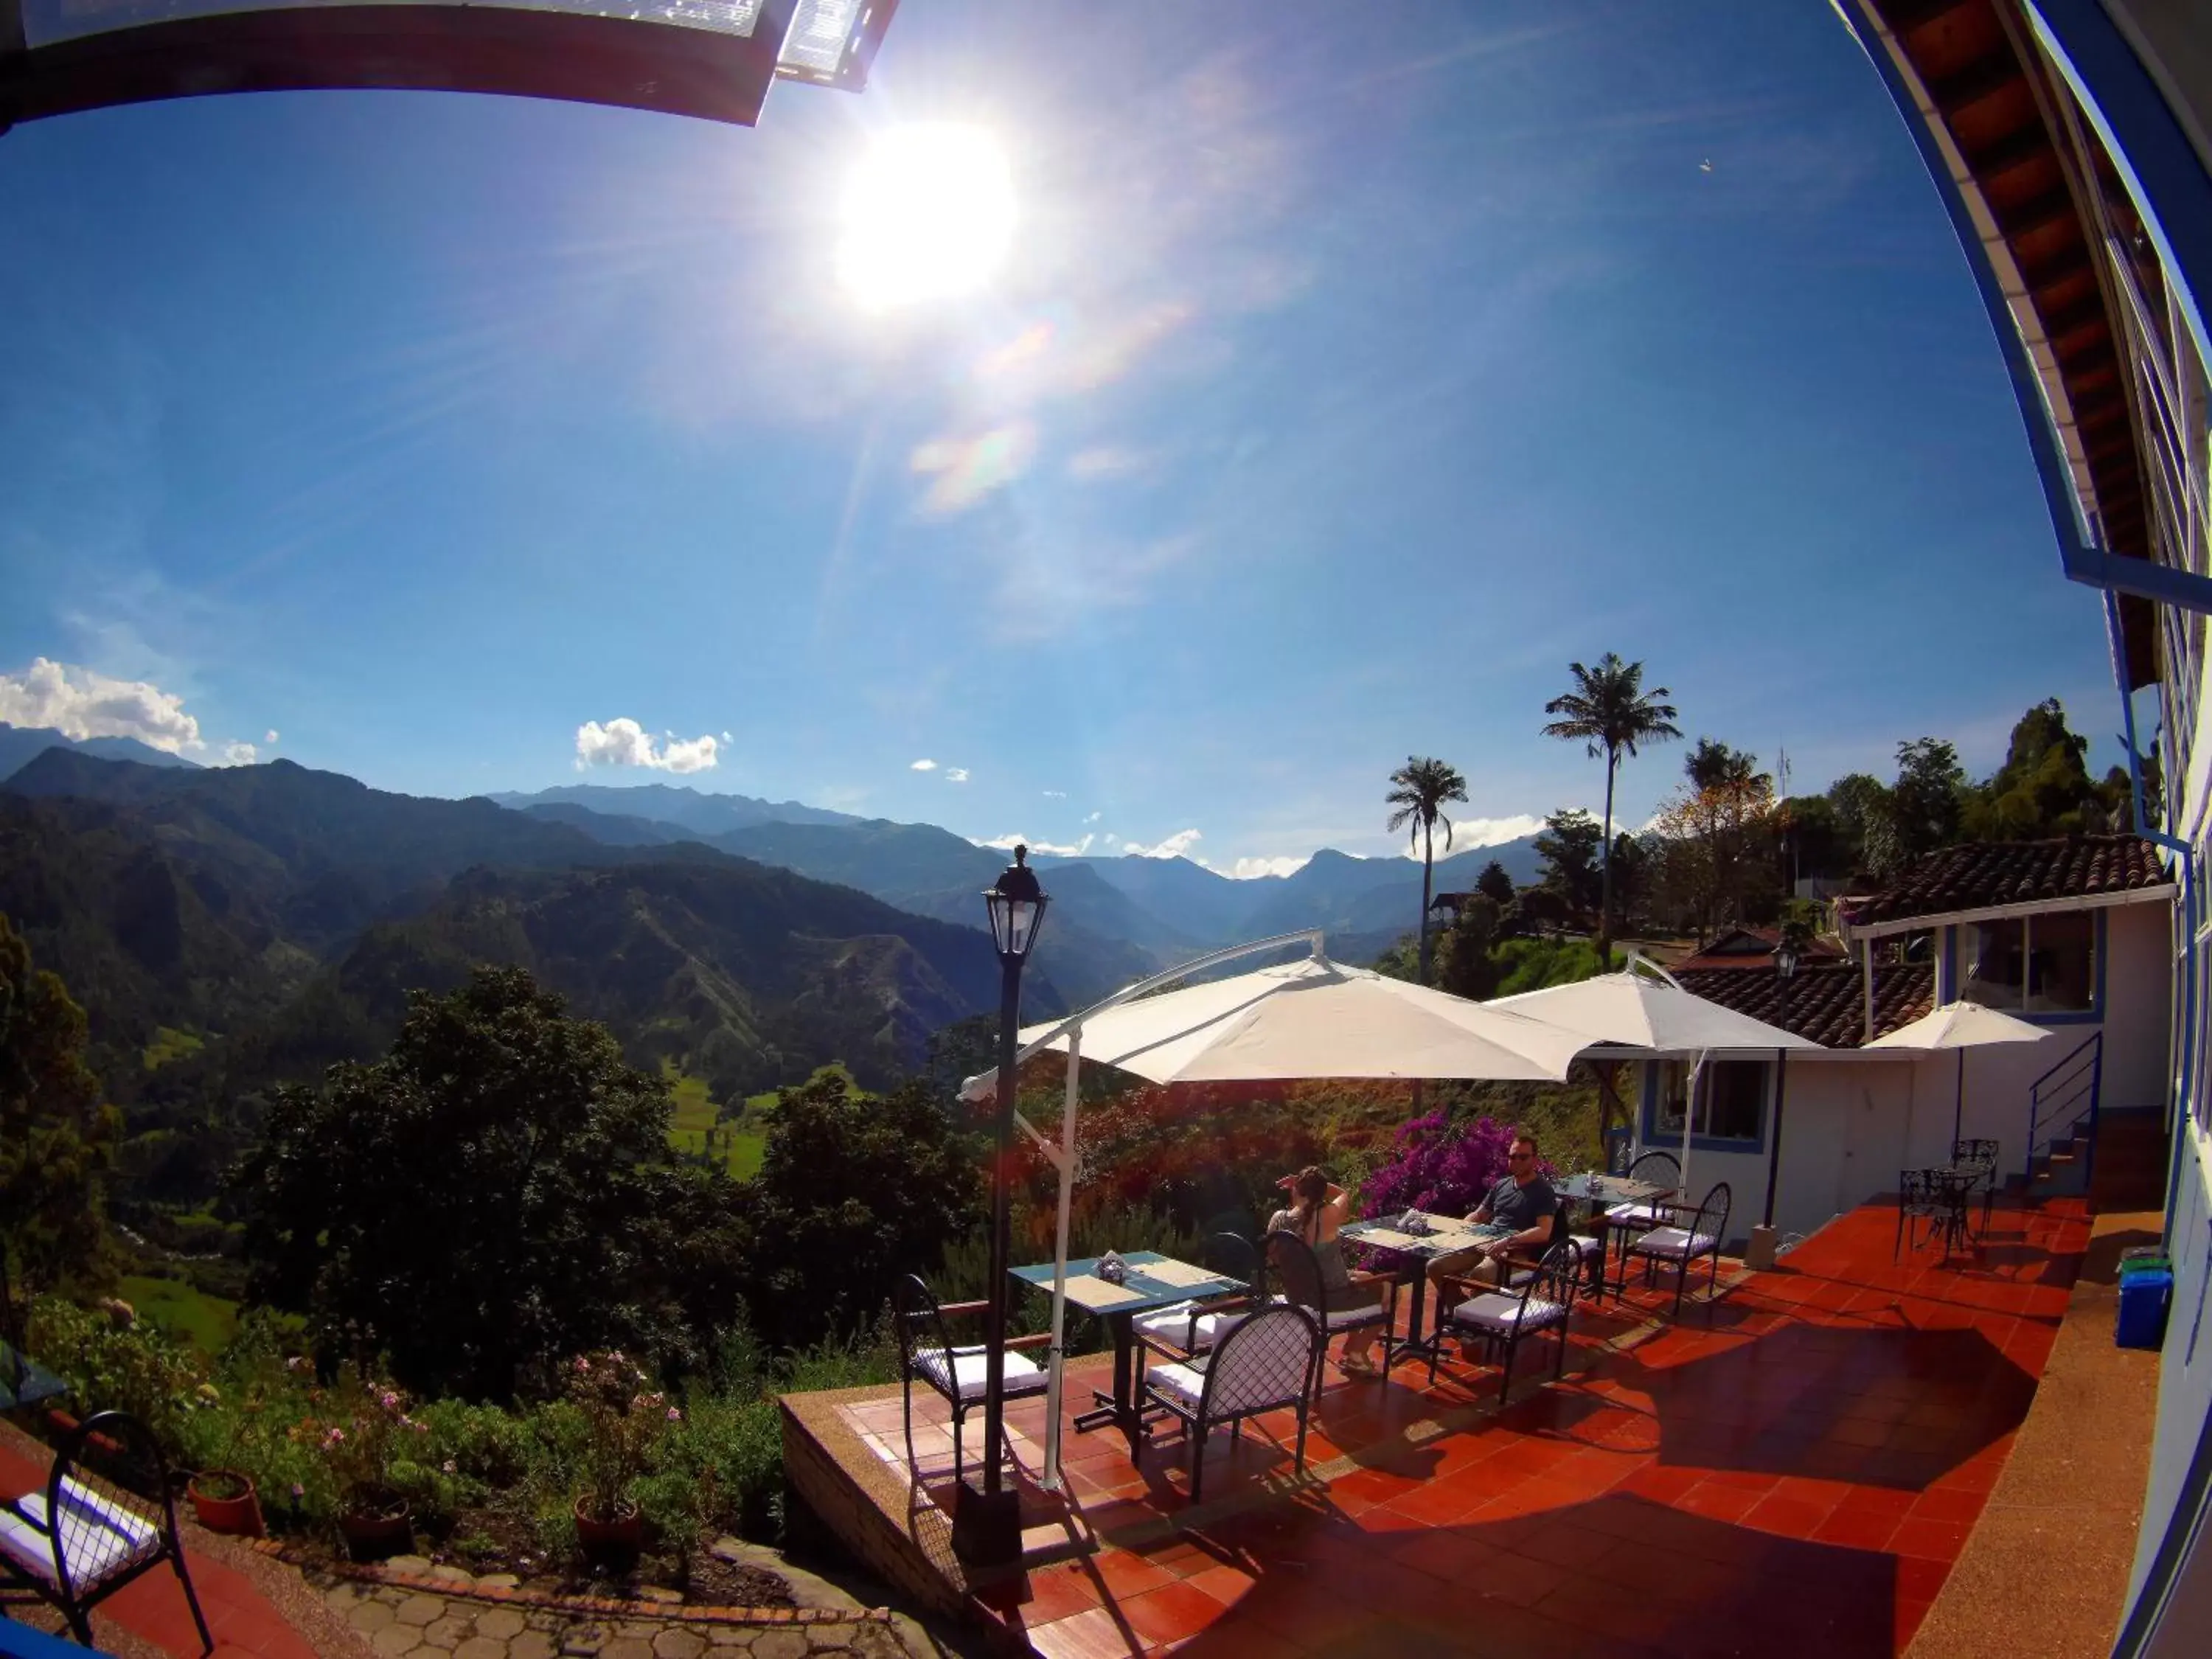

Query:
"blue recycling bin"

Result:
[[2117, 1268, 2173, 1350]]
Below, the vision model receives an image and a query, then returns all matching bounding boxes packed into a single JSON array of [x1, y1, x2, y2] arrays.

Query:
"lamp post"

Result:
[[953, 844, 1048, 1566], [1761, 936, 1801, 1231]]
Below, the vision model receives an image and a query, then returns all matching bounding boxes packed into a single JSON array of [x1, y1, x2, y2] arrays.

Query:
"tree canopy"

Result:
[[234, 966, 746, 1399], [1, 911, 121, 1291]]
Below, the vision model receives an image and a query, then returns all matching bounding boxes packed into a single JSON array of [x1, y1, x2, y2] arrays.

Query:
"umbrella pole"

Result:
[[1952, 1048, 1966, 1147], [1680, 1053, 1704, 1200], [1040, 1029, 1082, 1493]]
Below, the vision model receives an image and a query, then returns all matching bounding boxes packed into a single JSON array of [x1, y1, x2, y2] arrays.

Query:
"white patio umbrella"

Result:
[[1487, 959, 1823, 1194], [1862, 1000, 2050, 1153], [958, 937, 1590, 1487]]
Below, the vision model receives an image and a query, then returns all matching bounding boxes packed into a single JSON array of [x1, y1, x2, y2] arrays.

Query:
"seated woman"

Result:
[[1267, 1166, 1391, 1374]]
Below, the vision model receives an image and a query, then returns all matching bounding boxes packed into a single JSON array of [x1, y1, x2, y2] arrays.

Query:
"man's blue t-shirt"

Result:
[[1485, 1172, 1558, 1235]]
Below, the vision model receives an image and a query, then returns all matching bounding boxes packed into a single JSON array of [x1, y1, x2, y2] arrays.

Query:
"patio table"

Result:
[[1009, 1251, 1245, 1457], [1924, 1165, 1983, 1262], [1554, 1172, 1674, 1294], [1340, 1214, 1512, 1369]]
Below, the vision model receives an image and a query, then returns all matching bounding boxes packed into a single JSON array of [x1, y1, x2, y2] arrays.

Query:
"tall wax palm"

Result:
[[1542, 655, 1682, 966], [1385, 757, 1469, 984]]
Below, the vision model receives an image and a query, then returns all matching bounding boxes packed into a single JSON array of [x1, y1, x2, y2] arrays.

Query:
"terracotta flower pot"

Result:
[[573, 1495, 643, 1559], [187, 1470, 265, 1538], [337, 1486, 413, 1562]]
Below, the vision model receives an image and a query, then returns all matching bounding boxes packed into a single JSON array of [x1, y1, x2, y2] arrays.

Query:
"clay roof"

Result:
[[1675, 961, 1935, 1049], [1841, 835, 2169, 928], [1675, 925, 1847, 973]]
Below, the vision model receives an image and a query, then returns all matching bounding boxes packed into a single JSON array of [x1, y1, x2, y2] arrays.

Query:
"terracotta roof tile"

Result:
[[1675, 924, 1847, 973], [1842, 835, 2168, 928], [1675, 961, 1934, 1049]]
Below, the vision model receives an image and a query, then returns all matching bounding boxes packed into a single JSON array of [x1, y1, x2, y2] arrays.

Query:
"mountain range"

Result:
[[0, 754, 1549, 1210], [0, 720, 200, 780]]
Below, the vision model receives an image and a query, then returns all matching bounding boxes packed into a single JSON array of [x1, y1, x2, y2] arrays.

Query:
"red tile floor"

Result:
[[838, 1195, 2091, 1658], [0, 1430, 322, 1658]]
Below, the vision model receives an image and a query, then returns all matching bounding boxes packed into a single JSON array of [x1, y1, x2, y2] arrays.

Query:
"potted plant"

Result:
[[296, 1373, 428, 1560], [567, 1351, 679, 1560], [187, 1380, 267, 1537]]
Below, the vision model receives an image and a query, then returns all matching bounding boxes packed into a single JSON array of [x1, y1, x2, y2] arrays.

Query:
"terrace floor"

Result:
[[793, 1195, 2094, 1658]]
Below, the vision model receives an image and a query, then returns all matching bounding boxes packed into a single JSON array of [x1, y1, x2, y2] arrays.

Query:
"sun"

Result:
[[838, 125, 1015, 311]]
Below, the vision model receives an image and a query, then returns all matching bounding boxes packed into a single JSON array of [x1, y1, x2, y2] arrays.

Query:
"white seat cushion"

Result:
[[914, 1345, 1047, 1402], [1270, 1293, 1382, 1330], [1605, 1202, 1669, 1227], [1632, 1226, 1716, 1261], [0, 1480, 160, 1590], [1449, 1292, 1568, 1336], [1567, 1234, 1603, 1253], [1133, 1304, 1245, 1351], [1145, 1360, 1208, 1412]]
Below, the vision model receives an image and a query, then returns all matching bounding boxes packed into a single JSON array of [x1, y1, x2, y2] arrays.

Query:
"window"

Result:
[[1963, 913, 2096, 1012], [1963, 919, 2025, 1008], [1654, 1059, 1766, 1144], [2027, 911, 2095, 1012]]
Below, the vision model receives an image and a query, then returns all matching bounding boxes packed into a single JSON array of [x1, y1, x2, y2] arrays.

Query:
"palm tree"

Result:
[[1542, 655, 1682, 966], [1385, 757, 1469, 984]]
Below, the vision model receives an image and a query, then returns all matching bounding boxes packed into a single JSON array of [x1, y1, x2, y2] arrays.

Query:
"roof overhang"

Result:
[[1842, 875, 2175, 942]]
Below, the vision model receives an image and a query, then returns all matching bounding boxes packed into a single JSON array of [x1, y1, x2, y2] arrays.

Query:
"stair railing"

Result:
[[2025, 1029, 2104, 1185]]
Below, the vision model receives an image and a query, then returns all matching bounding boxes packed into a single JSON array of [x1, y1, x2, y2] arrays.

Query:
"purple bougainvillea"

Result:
[[1360, 1112, 1521, 1220]]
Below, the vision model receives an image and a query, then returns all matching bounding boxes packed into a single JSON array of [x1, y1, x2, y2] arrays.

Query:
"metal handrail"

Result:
[[2025, 1029, 2104, 1183]]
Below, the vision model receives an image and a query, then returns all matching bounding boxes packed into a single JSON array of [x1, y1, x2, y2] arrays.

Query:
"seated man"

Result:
[[1425, 1127, 1559, 1299]]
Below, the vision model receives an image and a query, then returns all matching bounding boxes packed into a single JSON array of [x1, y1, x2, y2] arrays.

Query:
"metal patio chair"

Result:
[[1951, 1138, 2002, 1232], [1264, 1230, 1391, 1390], [1132, 1231, 1262, 1368], [1141, 1304, 1320, 1503], [891, 1274, 1050, 1489], [0, 1410, 212, 1654], [1626, 1180, 1733, 1318], [1430, 1238, 1582, 1402], [1895, 1169, 1947, 1259]]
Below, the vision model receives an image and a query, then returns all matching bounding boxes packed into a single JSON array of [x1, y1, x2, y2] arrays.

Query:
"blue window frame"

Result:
[[1641, 1058, 1769, 1155]]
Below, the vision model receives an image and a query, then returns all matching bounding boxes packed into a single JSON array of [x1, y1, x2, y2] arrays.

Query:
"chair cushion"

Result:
[[1270, 1293, 1383, 1331], [914, 1345, 1048, 1403], [1632, 1226, 1716, 1261], [0, 1479, 161, 1590], [1448, 1293, 1568, 1335], [1566, 1234, 1603, 1253], [1133, 1304, 1245, 1352], [1146, 1360, 1207, 1412], [1605, 1202, 1669, 1227]]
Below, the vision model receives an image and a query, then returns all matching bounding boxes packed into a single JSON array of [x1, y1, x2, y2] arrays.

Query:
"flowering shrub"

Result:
[[291, 1371, 431, 1514], [567, 1351, 680, 1523], [25, 1295, 206, 1453], [1359, 1113, 1522, 1220]]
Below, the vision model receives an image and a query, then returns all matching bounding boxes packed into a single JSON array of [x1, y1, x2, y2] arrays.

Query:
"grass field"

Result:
[[142, 1026, 206, 1071], [120, 1275, 240, 1355], [663, 1062, 766, 1180]]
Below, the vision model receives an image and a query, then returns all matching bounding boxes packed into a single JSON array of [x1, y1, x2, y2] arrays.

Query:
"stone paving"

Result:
[[316, 1555, 922, 1659]]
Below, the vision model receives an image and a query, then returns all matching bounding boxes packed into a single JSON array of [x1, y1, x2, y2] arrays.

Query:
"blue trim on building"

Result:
[[2026, 0, 2212, 383]]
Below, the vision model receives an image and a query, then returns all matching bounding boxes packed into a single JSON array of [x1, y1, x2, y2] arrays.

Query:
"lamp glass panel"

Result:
[[779, 0, 861, 74], [1004, 897, 1042, 957]]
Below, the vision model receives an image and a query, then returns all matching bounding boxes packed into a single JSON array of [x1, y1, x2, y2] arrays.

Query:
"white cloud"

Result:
[[1226, 855, 1310, 880], [977, 832, 1095, 858], [1041, 789, 1067, 799], [216, 741, 258, 767], [722, 730, 734, 742], [1085, 811, 1102, 824], [0, 656, 203, 753], [910, 759, 938, 772], [263, 729, 279, 745], [574, 718, 720, 774], [1395, 813, 1555, 856], [1121, 828, 1203, 860], [945, 768, 971, 783]]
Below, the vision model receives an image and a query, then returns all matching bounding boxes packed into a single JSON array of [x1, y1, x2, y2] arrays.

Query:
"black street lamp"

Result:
[[1762, 936, 1801, 1231], [953, 844, 1048, 1565]]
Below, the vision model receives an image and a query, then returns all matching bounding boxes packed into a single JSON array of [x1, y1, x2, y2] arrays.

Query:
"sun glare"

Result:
[[838, 124, 1015, 311]]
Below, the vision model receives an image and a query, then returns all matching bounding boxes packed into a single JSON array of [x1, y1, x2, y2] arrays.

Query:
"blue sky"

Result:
[[0, 0, 2123, 875]]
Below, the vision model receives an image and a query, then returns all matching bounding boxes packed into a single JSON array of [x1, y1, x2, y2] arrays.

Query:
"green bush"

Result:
[[26, 1295, 206, 1453]]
